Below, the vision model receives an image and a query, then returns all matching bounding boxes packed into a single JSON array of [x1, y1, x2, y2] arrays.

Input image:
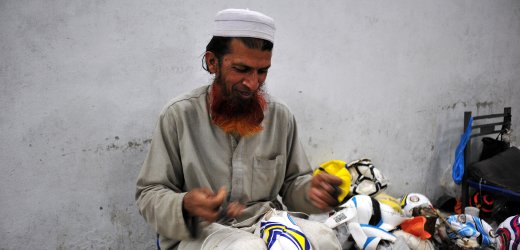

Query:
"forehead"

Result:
[[222, 39, 272, 67]]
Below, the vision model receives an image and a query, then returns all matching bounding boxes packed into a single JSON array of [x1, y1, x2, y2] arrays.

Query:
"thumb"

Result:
[[215, 187, 227, 201], [208, 187, 227, 207]]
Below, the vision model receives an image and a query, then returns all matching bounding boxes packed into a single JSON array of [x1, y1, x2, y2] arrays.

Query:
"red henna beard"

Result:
[[209, 80, 267, 137]]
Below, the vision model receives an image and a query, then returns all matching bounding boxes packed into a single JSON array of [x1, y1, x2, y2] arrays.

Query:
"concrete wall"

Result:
[[1, 0, 519, 248]]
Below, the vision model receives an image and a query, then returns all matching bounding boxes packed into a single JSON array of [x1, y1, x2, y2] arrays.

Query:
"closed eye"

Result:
[[258, 69, 269, 74], [233, 66, 249, 73]]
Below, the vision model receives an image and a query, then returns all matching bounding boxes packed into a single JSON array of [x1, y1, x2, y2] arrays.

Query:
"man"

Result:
[[136, 8, 342, 249]]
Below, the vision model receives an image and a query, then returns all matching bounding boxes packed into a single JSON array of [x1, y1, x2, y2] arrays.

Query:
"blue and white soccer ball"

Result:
[[438, 214, 495, 249]]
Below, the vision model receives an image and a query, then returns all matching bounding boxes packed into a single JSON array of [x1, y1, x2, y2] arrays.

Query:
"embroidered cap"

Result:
[[213, 8, 275, 43]]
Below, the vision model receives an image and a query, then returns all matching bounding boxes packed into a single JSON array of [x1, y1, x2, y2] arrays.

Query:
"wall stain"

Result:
[[441, 101, 467, 110], [85, 138, 153, 154], [307, 137, 318, 148], [476, 101, 493, 109], [127, 139, 151, 148], [106, 143, 119, 151], [364, 15, 379, 26], [110, 206, 132, 228]]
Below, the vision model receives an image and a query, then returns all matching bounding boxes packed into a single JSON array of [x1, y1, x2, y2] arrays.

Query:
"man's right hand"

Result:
[[309, 172, 343, 211], [182, 187, 227, 222]]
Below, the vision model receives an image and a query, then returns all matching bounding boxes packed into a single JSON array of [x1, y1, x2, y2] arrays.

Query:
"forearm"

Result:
[[281, 175, 322, 214]]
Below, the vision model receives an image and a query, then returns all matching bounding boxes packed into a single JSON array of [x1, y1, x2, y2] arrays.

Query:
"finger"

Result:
[[319, 172, 343, 186], [197, 187, 214, 197], [310, 176, 334, 210], [310, 187, 337, 209], [309, 188, 326, 209], [309, 197, 327, 210], [183, 189, 210, 213], [215, 187, 227, 201], [318, 180, 336, 195], [226, 202, 245, 218], [313, 174, 341, 199], [313, 188, 336, 206], [311, 173, 322, 187], [184, 188, 220, 217], [322, 189, 339, 206], [200, 187, 225, 210], [209, 187, 227, 208], [194, 189, 216, 205], [309, 189, 330, 210]]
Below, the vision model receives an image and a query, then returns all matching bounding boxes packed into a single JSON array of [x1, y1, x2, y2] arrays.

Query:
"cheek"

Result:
[[259, 75, 267, 83], [223, 73, 244, 87], [227, 71, 245, 82], [219, 75, 238, 93]]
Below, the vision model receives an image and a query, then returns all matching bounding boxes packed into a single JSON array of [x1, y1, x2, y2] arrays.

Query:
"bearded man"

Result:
[[136, 8, 342, 249]]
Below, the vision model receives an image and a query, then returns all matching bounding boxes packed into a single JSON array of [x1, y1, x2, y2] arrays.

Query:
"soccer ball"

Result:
[[496, 215, 520, 250], [439, 214, 495, 248], [400, 193, 432, 217], [346, 159, 388, 196]]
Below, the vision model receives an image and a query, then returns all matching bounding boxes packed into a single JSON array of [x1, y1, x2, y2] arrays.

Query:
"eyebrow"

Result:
[[233, 63, 271, 70]]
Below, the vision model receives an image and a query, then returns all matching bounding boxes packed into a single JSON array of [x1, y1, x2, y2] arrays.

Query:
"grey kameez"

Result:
[[136, 85, 321, 248]]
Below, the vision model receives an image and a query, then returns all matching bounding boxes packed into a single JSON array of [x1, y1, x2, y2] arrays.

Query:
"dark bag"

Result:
[[479, 132, 509, 161], [469, 147, 520, 192]]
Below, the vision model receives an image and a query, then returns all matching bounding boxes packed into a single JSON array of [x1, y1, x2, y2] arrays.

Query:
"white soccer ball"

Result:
[[400, 193, 432, 217], [347, 159, 388, 196]]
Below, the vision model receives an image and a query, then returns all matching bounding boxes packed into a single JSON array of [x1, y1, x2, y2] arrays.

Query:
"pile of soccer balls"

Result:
[[318, 158, 520, 250]]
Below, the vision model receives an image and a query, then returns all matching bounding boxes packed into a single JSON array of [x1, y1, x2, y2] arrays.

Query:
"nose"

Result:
[[242, 71, 260, 91]]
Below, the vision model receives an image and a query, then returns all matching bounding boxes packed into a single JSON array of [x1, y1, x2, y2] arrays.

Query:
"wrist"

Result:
[[181, 192, 199, 238]]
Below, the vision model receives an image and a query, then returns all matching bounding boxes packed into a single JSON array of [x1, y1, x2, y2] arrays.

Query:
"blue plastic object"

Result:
[[452, 116, 473, 184]]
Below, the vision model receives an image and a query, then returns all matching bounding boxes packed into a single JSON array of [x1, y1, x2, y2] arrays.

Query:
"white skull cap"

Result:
[[213, 8, 275, 43]]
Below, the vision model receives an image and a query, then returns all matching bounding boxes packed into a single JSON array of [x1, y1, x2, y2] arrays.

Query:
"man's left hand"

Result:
[[309, 172, 343, 211]]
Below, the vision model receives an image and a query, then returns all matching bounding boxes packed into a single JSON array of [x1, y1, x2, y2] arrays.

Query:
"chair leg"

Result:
[[461, 181, 469, 211]]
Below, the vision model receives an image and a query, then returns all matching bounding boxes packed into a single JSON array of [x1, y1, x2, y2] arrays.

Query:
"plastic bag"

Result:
[[440, 164, 460, 198]]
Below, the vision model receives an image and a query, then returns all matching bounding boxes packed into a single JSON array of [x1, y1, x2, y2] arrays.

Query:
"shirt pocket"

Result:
[[251, 155, 284, 201]]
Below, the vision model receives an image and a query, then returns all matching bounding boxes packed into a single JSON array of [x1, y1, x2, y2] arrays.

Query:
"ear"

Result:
[[205, 51, 218, 74]]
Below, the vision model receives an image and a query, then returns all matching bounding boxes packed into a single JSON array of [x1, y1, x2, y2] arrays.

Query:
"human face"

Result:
[[208, 39, 272, 99], [206, 39, 272, 136]]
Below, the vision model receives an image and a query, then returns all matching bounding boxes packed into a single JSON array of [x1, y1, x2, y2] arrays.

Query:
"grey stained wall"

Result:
[[1, 0, 519, 249]]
